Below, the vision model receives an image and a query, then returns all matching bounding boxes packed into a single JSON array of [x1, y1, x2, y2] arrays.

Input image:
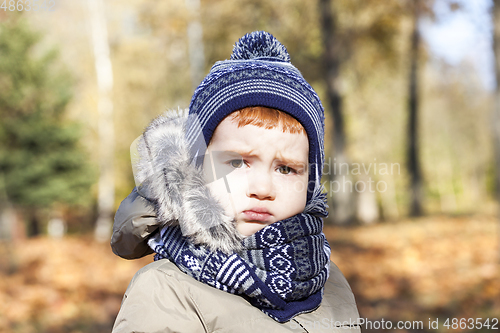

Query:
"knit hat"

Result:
[[186, 31, 326, 204]]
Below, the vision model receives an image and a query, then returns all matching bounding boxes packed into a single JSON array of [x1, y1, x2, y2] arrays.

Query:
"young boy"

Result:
[[111, 31, 360, 332]]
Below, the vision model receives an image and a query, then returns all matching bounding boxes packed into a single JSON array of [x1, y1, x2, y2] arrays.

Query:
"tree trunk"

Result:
[[185, 0, 205, 90], [407, 0, 423, 217], [88, 0, 115, 242], [27, 209, 40, 237], [0, 173, 14, 240], [491, 0, 500, 261], [319, 0, 356, 224], [0, 204, 15, 240]]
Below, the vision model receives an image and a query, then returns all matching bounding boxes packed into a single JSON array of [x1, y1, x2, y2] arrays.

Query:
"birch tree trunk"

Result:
[[185, 0, 205, 91], [319, 0, 356, 224], [492, 0, 500, 261], [0, 173, 14, 240], [407, 0, 424, 217], [88, 0, 115, 242]]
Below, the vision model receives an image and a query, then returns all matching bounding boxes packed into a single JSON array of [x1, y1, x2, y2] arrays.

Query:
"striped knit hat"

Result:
[[187, 31, 326, 203]]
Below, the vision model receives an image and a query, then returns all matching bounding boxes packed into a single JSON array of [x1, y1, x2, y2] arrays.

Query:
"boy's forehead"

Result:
[[209, 117, 309, 160], [212, 116, 307, 143], [218, 112, 304, 134]]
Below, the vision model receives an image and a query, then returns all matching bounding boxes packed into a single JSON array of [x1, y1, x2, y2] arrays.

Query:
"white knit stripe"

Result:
[[310, 272, 320, 293], [218, 254, 237, 275], [211, 59, 301, 75], [161, 228, 178, 252], [227, 265, 246, 286], [168, 229, 185, 256], [245, 248, 255, 265], [216, 256, 234, 281], [311, 228, 319, 274], [241, 274, 255, 291], [323, 240, 331, 258], [187, 79, 324, 148], [219, 256, 240, 284], [303, 214, 314, 235], [248, 287, 262, 298], [315, 166, 321, 188], [309, 269, 323, 293], [238, 269, 250, 282], [213, 281, 233, 293], [306, 215, 324, 277], [253, 266, 267, 282]]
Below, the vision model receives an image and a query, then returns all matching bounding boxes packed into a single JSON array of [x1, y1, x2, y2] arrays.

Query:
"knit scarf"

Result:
[[148, 200, 330, 323]]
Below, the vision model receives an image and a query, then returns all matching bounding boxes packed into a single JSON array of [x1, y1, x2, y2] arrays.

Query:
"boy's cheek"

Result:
[[205, 171, 250, 217], [273, 175, 309, 196]]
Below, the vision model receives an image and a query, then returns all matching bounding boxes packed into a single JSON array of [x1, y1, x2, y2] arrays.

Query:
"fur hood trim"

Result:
[[133, 109, 242, 254]]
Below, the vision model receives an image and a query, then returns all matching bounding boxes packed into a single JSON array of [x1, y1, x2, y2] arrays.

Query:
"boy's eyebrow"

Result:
[[277, 157, 308, 167], [217, 149, 256, 157], [262, 150, 306, 168], [214, 149, 308, 166], [275, 152, 308, 167]]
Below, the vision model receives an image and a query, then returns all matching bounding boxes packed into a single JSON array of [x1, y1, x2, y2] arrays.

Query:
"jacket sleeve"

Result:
[[111, 187, 159, 259], [112, 262, 207, 333]]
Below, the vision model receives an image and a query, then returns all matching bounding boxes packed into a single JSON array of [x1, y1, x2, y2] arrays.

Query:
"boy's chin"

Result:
[[235, 221, 273, 237]]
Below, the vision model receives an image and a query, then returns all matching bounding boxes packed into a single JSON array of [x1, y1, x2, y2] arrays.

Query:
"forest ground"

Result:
[[0, 215, 498, 333]]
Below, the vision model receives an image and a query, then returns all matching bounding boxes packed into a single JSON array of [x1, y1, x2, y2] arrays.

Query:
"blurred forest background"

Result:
[[0, 0, 499, 332]]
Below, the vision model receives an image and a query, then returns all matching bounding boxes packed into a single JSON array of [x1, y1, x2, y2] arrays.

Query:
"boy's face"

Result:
[[203, 115, 309, 237]]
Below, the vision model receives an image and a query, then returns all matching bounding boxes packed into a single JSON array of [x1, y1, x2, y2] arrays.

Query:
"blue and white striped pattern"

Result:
[[147, 210, 330, 323]]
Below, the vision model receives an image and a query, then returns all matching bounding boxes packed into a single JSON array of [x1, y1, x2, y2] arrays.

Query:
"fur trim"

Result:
[[135, 109, 242, 254]]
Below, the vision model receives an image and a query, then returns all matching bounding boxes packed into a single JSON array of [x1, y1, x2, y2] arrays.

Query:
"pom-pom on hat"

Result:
[[230, 31, 290, 62], [187, 31, 326, 208]]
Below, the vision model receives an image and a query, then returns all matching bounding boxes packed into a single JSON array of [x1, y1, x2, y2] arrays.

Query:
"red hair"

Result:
[[229, 106, 305, 135]]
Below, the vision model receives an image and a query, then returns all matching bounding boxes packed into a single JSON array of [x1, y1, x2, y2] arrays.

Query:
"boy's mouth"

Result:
[[242, 208, 272, 222]]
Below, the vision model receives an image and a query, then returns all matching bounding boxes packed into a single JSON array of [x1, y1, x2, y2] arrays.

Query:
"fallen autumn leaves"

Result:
[[0, 215, 498, 333]]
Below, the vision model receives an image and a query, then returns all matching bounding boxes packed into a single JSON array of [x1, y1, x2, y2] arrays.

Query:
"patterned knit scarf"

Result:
[[148, 202, 330, 323]]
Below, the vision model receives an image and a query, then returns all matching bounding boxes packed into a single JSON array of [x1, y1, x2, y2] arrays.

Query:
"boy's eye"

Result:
[[229, 159, 244, 168], [277, 165, 294, 174]]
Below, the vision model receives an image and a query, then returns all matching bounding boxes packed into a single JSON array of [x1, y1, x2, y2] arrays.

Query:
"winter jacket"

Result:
[[112, 259, 360, 333], [111, 189, 361, 332]]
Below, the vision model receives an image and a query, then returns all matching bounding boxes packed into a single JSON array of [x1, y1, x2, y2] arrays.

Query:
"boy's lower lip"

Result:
[[242, 210, 272, 222]]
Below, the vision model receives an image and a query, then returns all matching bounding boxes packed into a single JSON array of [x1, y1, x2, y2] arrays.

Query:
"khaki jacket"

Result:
[[112, 259, 360, 333], [111, 189, 361, 332]]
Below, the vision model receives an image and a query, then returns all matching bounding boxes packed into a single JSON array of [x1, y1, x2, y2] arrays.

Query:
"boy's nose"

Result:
[[246, 171, 275, 200]]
